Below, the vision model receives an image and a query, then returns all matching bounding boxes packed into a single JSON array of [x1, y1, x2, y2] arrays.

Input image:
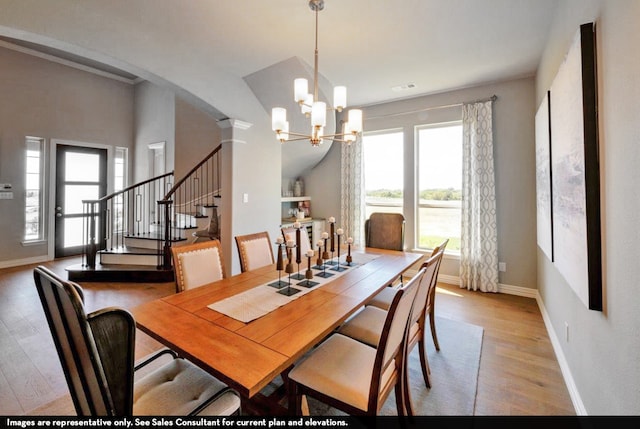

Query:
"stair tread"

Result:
[[99, 246, 160, 255], [124, 232, 187, 242]]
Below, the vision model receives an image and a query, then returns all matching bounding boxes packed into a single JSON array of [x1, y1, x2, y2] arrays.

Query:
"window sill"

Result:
[[410, 247, 460, 261], [22, 239, 47, 247]]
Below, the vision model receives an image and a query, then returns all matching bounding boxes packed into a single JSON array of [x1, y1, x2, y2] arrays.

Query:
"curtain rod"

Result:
[[362, 94, 497, 121]]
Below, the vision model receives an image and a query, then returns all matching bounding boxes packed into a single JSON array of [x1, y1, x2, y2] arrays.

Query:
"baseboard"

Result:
[[437, 274, 538, 299], [0, 255, 50, 270], [535, 293, 586, 415]]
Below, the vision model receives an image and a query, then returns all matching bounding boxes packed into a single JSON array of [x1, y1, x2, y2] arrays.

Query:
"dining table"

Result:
[[131, 247, 423, 414]]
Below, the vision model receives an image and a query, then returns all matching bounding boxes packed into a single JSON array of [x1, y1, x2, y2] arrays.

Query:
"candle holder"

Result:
[[331, 232, 348, 272], [291, 223, 305, 280], [316, 241, 334, 279], [268, 242, 289, 288], [299, 252, 319, 288], [313, 240, 325, 270], [326, 218, 337, 265], [346, 237, 354, 266], [278, 241, 301, 296]]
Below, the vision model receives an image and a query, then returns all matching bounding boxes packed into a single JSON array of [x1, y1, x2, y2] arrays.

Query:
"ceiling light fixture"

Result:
[[271, 0, 363, 146]]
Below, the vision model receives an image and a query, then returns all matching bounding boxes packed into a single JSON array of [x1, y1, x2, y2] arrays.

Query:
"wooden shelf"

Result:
[[281, 196, 310, 202]]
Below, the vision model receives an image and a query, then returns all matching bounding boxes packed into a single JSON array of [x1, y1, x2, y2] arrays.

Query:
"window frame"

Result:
[[23, 136, 47, 244], [415, 120, 463, 255], [362, 128, 405, 219]]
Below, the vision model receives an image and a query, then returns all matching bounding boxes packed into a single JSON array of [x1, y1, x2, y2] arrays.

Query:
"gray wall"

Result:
[[307, 77, 538, 290], [133, 81, 175, 182], [0, 46, 134, 265], [535, 0, 640, 415]]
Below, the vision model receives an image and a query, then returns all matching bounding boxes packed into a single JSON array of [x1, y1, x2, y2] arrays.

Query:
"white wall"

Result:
[[536, 0, 640, 414], [308, 77, 538, 290]]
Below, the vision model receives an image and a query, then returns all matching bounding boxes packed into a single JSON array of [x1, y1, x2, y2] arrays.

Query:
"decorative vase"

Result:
[[293, 179, 303, 197]]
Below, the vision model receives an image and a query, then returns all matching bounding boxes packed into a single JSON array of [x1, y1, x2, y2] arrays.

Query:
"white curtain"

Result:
[[460, 100, 499, 292], [340, 138, 365, 249]]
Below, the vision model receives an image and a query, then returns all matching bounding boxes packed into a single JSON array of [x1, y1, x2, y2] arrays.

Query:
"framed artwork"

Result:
[[549, 22, 602, 311], [535, 90, 554, 262]]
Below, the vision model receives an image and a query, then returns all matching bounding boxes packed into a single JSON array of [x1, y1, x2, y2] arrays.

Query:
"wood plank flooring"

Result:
[[0, 256, 575, 416]]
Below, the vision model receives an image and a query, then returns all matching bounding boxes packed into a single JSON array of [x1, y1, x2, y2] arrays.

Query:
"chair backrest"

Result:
[[426, 238, 449, 312], [171, 239, 226, 291], [364, 212, 405, 251], [235, 231, 274, 273], [281, 226, 312, 256], [369, 266, 426, 410], [410, 247, 445, 327], [33, 266, 135, 416]]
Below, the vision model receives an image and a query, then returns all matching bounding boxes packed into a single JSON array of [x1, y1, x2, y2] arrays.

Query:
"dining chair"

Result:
[[234, 231, 275, 273], [281, 225, 312, 256], [171, 239, 226, 292], [364, 212, 406, 251], [287, 266, 427, 416], [368, 238, 449, 351], [337, 248, 445, 415], [33, 265, 241, 416]]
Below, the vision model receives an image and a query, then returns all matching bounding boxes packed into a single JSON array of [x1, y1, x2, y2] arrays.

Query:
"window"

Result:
[[113, 147, 128, 233], [416, 122, 463, 253], [24, 137, 46, 242], [363, 130, 404, 219]]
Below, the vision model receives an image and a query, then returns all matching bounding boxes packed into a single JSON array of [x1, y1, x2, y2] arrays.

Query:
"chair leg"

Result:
[[429, 310, 440, 351], [287, 378, 302, 416], [418, 339, 432, 389], [401, 357, 414, 417]]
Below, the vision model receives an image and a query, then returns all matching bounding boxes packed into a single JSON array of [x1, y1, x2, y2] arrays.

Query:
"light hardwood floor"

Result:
[[0, 256, 575, 416]]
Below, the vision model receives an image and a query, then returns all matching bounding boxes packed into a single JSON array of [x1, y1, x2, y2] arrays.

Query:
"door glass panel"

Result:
[[65, 152, 100, 182], [64, 185, 100, 214], [63, 217, 99, 248]]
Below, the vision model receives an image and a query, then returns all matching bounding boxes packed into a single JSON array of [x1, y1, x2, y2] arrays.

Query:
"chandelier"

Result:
[[271, 0, 363, 146]]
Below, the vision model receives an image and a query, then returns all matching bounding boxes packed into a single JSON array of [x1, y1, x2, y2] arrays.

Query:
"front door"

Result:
[[55, 144, 107, 258]]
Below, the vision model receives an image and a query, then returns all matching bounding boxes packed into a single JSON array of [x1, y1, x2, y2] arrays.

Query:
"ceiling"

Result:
[[0, 0, 559, 109]]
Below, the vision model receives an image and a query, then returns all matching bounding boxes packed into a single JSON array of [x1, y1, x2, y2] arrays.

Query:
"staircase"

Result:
[[67, 145, 222, 282]]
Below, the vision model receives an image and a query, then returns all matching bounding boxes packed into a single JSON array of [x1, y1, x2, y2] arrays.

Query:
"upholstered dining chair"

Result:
[[337, 248, 445, 415], [287, 266, 427, 416], [33, 265, 241, 416], [171, 239, 226, 292], [368, 238, 449, 351], [235, 231, 275, 273], [364, 212, 406, 251]]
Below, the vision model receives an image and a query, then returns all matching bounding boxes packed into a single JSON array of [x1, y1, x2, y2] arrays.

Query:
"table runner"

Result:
[[207, 253, 379, 323]]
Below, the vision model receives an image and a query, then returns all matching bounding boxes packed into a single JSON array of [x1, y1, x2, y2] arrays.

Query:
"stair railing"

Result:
[[159, 144, 222, 268], [82, 172, 174, 268]]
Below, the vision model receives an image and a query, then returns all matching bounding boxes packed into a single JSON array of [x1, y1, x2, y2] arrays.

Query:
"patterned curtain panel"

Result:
[[460, 100, 499, 292], [340, 138, 365, 249]]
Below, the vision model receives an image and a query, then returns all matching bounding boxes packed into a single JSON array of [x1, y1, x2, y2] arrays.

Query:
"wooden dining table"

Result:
[[131, 247, 423, 412]]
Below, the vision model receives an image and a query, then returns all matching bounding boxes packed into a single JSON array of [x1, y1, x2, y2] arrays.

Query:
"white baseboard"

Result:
[[535, 293, 586, 415], [0, 255, 51, 270], [438, 274, 537, 298]]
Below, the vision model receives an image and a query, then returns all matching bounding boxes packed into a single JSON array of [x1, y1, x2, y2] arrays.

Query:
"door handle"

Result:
[[56, 213, 62, 217], [56, 206, 62, 211]]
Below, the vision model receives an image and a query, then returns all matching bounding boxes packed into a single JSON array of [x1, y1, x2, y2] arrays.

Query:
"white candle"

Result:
[[328, 216, 335, 223], [317, 240, 324, 247], [286, 240, 295, 247], [336, 228, 344, 235], [306, 249, 315, 257], [293, 221, 301, 229], [347, 237, 353, 244], [321, 232, 329, 239], [276, 237, 284, 244]]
